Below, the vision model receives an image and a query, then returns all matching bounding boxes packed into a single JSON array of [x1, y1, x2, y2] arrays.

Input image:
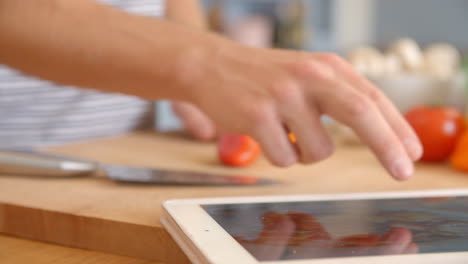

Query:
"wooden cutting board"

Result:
[[0, 234, 160, 264], [1, 131, 468, 263]]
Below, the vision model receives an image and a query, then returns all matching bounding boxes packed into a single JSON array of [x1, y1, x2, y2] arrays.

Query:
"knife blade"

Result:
[[0, 149, 275, 186], [102, 165, 274, 186]]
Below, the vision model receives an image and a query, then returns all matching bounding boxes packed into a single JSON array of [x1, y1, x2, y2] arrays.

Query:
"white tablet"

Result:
[[162, 190, 468, 264]]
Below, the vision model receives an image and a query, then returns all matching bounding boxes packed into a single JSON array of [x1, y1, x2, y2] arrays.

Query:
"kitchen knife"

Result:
[[0, 150, 275, 186]]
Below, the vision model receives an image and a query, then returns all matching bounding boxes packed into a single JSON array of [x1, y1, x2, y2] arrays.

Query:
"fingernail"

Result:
[[391, 158, 414, 180], [403, 138, 423, 161], [278, 153, 298, 167]]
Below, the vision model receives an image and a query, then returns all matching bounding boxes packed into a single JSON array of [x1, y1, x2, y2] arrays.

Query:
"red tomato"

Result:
[[218, 133, 262, 167], [405, 106, 465, 162], [450, 131, 468, 172]]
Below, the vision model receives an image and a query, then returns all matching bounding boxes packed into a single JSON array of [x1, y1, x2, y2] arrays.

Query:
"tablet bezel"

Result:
[[162, 189, 468, 264]]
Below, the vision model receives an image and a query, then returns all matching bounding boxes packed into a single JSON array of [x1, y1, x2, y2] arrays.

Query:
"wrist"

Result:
[[171, 33, 236, 103]]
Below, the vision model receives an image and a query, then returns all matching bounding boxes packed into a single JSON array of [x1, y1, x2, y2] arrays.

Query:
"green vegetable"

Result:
[[463, 56, 468, 72], [464, 56, 468, 96]]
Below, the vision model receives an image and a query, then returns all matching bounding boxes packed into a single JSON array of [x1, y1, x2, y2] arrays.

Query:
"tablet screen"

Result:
[[202, 196, 468, 261]]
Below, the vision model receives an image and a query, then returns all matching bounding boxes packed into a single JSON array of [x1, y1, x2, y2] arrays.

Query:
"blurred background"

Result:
[[155, 0, 468, 131]]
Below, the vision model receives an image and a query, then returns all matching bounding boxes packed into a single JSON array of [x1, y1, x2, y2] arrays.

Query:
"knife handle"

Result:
[[0, 150, 99, 177]]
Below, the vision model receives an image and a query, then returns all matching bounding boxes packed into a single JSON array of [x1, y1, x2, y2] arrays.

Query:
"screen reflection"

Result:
[[203, 196, 468, 261]]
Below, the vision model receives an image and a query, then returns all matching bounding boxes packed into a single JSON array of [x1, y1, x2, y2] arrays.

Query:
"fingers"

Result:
[[288, 54, 422, 179], [314, 54, 422, 161], [294, 59, 414, 180], [172, 101, 217, 141], [318, 80, 413, 180], [247, 102, 298, 167], [272, 80, 334, 164]]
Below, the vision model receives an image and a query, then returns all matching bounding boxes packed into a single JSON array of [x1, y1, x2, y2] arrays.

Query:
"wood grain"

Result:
[[0, 234, 160, 264], [1, 132, 468, 263]]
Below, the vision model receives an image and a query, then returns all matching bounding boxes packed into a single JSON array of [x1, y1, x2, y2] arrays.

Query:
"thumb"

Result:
[[172, 101, 217, 141]]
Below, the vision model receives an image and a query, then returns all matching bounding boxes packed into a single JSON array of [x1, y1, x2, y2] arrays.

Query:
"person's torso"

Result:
[[0, 0, 165, 148]]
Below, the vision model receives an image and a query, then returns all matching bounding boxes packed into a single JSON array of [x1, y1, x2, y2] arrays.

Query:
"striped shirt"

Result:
[[0, 0, 165, 148]]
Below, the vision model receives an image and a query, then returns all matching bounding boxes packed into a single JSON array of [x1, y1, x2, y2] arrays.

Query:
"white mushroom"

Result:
[[389, 38, 424, 72], [348, 46, 385, 78], [382, 53, 403, 76], [424, 43, 460, 80]]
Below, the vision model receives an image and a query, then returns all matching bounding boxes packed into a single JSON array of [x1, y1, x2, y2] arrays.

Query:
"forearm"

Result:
[[165, 0, 206, 29], [0, 0, 221, 100]]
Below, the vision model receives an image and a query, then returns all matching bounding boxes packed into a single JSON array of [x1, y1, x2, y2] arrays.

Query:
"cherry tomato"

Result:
[[405, 106, 465, 162], [218, 133, 262, 167]]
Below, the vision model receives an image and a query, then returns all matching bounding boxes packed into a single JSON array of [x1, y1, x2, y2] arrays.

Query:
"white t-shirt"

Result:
[[0, 0, 165, 148]]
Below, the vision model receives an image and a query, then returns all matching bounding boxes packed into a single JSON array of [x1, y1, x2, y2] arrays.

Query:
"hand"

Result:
[[179, 43, 422, 180], [235, 211, 418, 261], [172, 101, 217, 141]]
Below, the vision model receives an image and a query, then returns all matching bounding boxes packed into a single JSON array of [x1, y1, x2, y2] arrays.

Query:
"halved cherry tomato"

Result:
[[405, 106, 465, 162], [218, 133, 262, 167]]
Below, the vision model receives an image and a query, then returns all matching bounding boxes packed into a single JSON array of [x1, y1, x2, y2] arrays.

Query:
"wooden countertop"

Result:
[[1, 131, 468, 263], [0, 234, 160, 264]]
